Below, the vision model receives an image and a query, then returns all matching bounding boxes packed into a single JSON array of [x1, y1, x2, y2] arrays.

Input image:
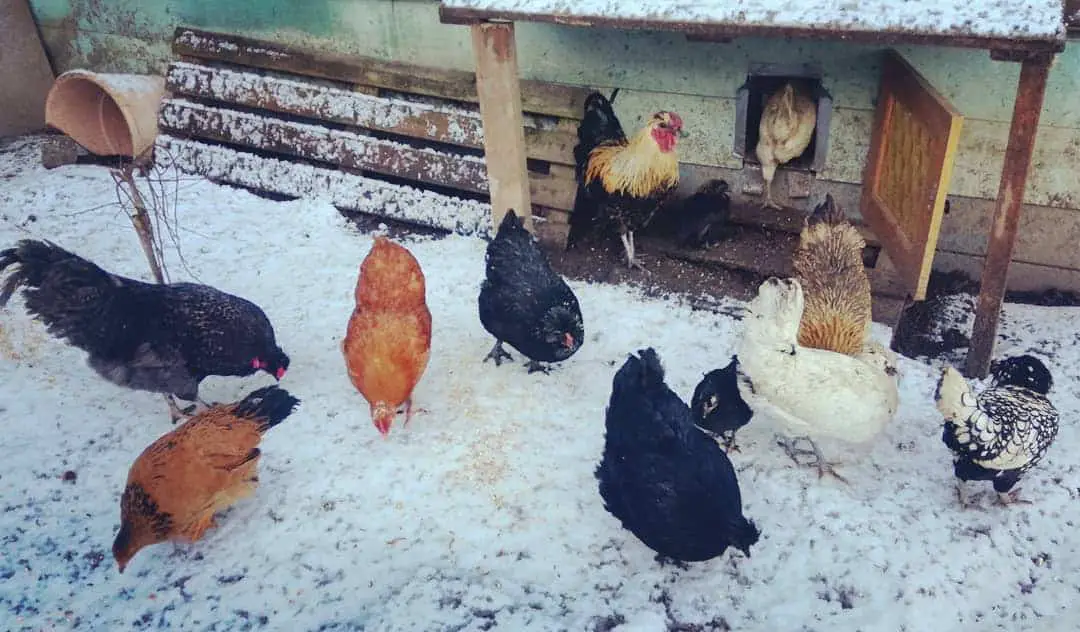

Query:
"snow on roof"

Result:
[[441, 0, 1067, 42]]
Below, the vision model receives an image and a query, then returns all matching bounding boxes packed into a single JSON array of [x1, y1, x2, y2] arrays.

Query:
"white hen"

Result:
[[735, 277, 900, 480]]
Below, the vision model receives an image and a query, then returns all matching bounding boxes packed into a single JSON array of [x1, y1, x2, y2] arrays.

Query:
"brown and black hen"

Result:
[[113, 385, 300, 572], [596, 348, 760, 564], [0, 239, 290, 421]]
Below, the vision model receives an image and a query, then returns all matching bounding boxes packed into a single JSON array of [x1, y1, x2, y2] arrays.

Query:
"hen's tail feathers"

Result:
[[614, 348, 666, 397], [233, 386, 301, 433], [0, 239, 127, 353], [935, 366, 975, 422], [496, 208, 527, 238], [807, 194, 848, 227], [577, 91, 625, 158]]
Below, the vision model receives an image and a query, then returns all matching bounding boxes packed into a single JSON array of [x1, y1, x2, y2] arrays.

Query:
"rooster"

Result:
[[113, 385, 300, 572], [0, 239, 289, 422], [756, 82, 817, 210], [791, 194, 872, 357], [569, 90, 683, 270], [343, 236, 432, 437], [935, 355, 1059, 506]]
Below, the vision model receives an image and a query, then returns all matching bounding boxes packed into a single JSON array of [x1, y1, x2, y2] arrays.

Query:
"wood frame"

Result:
[[470, 23, 532, 232], [860, 50, 963, 303], [441, 6, 1062, 379], [964, 55, 1055, 378]]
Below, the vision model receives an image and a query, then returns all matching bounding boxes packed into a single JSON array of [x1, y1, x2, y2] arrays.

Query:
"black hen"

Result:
[[649, 179, 734, 249], [0, 239, 290, 421], [478, 210, 584, 373], [935, 355, 1059, 505], [596, 348, 760, 563], [690, 356, 754, 452]]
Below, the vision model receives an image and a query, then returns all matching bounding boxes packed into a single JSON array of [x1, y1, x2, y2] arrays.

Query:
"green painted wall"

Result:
[[27, 0, 1080, 288]]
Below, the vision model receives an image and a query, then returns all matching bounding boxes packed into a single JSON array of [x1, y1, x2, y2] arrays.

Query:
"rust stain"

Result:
[[484, 24, 515, 63]]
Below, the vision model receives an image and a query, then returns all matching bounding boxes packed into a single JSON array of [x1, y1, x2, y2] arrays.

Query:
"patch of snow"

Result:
[[2, 134, 1079, 630], [441, 0, 1066, 40]]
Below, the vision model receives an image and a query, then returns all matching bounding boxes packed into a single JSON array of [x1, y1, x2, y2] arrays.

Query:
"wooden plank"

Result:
[[157, 99, 574, 211], [438, 6, 1066, 53], [158, 135, 494, 237], [727, 202, 880, 247], [470, 23, 533, 230], [639, 229, 904, 299], [964, 56, 1054, 379], [0, 0, 55, 136], [172, 27, 591, 120], [166, 61, 578, 165], [860, 49, 963, 301]]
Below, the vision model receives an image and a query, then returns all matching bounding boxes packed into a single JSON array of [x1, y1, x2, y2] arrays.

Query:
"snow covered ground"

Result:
[[1, 134, 1079, 631]]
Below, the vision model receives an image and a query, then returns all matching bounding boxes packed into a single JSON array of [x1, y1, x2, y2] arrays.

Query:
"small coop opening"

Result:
[[735, 65, 832, 172]]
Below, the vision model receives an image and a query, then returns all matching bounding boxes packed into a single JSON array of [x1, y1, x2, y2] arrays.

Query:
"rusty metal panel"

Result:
[[860, 50, 964, 301]]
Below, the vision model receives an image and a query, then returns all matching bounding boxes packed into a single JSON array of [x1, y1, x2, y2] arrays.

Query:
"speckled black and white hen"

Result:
[[935, 355, 1059, 506]]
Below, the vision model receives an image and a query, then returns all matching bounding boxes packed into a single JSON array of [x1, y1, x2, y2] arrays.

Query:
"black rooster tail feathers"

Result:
[[578, 90, 625, 152], [233, 385, 300, 433], [807, 193, 847, 227], [0, 239, 129, 353], [0, 239, 80, 306]]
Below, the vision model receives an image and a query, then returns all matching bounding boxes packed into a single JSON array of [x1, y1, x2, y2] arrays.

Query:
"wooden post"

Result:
[[470, 22, 533, 233], [964, 55, 1053, 379]]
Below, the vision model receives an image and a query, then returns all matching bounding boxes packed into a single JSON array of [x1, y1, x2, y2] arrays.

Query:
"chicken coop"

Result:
[[13, 0, 1080, 378]]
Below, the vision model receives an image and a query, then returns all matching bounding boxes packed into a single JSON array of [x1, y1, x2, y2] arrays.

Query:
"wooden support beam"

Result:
[[964, 55, 1053, 379], [470, 22, 533, 232]]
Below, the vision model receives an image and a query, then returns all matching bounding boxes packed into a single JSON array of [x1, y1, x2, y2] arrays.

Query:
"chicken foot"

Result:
[[776, 435, 848, 484], [399, 399, 429, 427], [760, 182, 783, 210], [618, 231, 648, 272], [525, 359, 552, 374], [483, 340, 514, 366], [166, 395, 214, 424], [955, 481, 1032, 508]]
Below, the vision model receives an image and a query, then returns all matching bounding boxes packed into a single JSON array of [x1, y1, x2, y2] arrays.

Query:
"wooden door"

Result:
[[860, 50, 963, 301]]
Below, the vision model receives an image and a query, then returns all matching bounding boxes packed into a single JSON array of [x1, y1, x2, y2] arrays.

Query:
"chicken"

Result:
[[343, 236, 432, 437], [478, 209, 584, 374], [0, 239, 290, 422], [791, 194, 872, 356], [569, 90, 682, 270], [756, 82, 817, 210], [690, 356, 754, 452], [935, 355, 1059, 506], [647, 179, 734, 249], [735, 277, 899, 481], [596, 348, 760, 564], [112, 385, 300, 572]]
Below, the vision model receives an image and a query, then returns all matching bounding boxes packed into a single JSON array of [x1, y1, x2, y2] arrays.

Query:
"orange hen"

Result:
[[112, 385, 300, 572], [343, 236, 432, 436]]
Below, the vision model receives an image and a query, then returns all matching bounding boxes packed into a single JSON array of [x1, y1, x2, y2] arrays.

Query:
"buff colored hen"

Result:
[[756, 82, 817, 210], [343, 236, 432, 436], [792, 194, 872, 357]]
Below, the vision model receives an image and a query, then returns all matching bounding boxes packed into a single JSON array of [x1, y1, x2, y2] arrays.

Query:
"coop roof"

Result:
[[440, 0, 1067, 52]]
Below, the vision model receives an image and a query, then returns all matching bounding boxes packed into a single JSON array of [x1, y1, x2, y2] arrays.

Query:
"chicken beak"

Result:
[[374, 417, 392, 437], [563, 332, 575, 349], [275, 367, 286, 381]]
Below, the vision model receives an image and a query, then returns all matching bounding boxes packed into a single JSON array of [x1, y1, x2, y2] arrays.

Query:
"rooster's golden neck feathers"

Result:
[[585, 118, 680, 199]]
